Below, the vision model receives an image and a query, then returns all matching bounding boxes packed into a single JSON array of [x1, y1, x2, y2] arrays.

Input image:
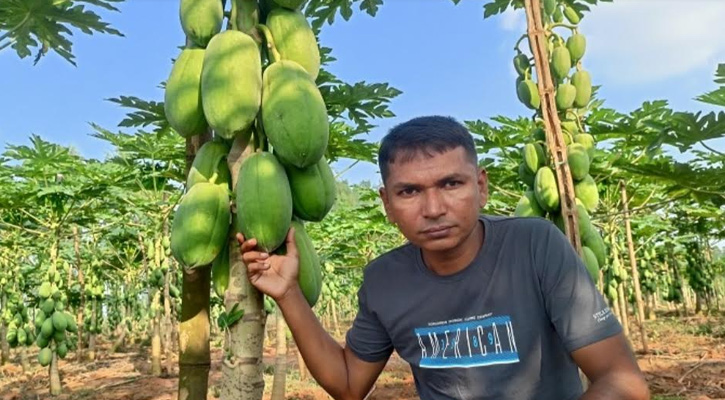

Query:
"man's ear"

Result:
[[379, 186, 394, 224], [478, 167, 489, 209]]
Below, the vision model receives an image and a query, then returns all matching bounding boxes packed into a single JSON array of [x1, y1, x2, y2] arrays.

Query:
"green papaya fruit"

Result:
[[186, 140, 232, 189], [582, 228, 606, 267], [211, 242, 230, 298], [276, 220, 322, 307], [52, 312, 68, 332], [236, 152, 293, 252], [170, 182, 231, 268], [41, 318, 54, 338], [571, 70, 592, 108], [575, 202, 593, 239], [523, 143, 545, 175], [64, 313, 78, 333], [534, 166, 560, 212], [553, 5, 563, 22], [517, 79, 540, 110], [179, 0, 223, 48], [518, 163, 535, 188], [513, 53, 530, 76], [284, 156, 336, 222], [581, 246, 599, 284], [573, 133, 595, 159], [57, 342, 68, 359], [555, 83, 577, 110], [533, 127, 546, 142], [201, 30, 262, 139], [567, 143, 590, 181], [34, 310, 46, 329], [38, 348, 53, 367], [543, 0, 557, 15], [574, 174, 599, 212], [563, 5, 581, 24], [560, 118, 579, 135], [550, 46, 572, 81], [39, 281, 52, 299], [165, 48, 208, 138], [270, 0, 306, 9], [514, 190, 545, 218], [41, 299, 55, 315], [266, 8, 320, 80], [17, 327, 27, 346], [566, 33, 586, 63], [262, 60, 329, 168], [53, 329, 66, 343]]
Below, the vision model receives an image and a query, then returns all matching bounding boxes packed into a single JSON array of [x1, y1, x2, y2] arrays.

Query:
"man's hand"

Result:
[[237, 227, 299, 302], [574, 333, 650, 400]]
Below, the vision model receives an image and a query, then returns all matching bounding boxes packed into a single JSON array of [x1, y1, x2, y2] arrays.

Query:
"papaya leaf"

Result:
[[0, 0, 124, 66], [695, 64, 725, 108], [305, 0, 382, 30], [106, 96, 170, 135]]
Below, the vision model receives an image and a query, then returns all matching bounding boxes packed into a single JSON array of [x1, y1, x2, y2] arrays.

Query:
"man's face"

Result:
[[379, 147, 488, 253]]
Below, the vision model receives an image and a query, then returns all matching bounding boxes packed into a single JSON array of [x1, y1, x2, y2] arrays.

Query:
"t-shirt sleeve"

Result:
[[344, 275, 394, 363], [538, 222, 622, 353]]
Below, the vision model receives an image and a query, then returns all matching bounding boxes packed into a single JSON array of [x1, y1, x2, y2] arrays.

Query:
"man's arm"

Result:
[[238, 231, 388, 400], [276, 285, 388, 400], [572, 333, 650, 400]]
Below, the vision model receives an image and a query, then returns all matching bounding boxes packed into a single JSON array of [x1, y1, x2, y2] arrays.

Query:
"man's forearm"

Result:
[[580, 372, 650, 400], [277, 286, 351, 398]]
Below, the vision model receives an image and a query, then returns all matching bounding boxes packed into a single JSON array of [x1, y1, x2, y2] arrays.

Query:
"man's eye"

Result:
[[399, 188, 417, 196], [445, 180, 462, 188]]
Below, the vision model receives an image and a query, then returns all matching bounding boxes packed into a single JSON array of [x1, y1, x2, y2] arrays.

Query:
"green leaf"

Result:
[[0, 0, 124, 65]]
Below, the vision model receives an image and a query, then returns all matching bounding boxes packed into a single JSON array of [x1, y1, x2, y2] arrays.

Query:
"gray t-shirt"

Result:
[[346, 215, 621, 400]]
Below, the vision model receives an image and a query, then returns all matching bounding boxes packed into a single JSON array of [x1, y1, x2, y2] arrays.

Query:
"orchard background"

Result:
[[1, 1, 724, 400]]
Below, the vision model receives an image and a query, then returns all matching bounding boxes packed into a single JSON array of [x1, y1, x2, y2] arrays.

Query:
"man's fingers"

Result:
[[242, 251, 269, 266], [284, 226, 298, 258], [239, 235, 258, 253], [246, 261, 271, 276]]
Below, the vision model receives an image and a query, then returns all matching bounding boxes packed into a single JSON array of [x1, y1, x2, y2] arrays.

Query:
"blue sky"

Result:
[[2, 0, 724, 185]]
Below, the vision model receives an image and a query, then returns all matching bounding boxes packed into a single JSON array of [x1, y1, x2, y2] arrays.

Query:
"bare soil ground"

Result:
[[0, 311, 723, 400]]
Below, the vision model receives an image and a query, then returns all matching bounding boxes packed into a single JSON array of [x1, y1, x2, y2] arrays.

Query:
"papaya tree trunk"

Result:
[[75, 226, 86, 362], [619, 183, 649, 353], [617, 282, 630, 337], [0, 315, 9, 365], [152, 308, 162, 376], [20, 346, 30, 373], [220, 128, 266, 400], [178, 132, 212, 400], [88, 298, 97, 361], [331, 298, 341, 338], [295, 342, 307, 381], [271, 309, 288, 400], [611, 290, 622, 326], [163, 220, 174, 375], [49, 351, 62, 395], [112, 304, 127, 353], [178, 266, 211, 400]]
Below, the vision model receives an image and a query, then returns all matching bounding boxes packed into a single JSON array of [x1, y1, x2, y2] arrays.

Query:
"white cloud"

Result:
[[499, 8, 526, 32], [581, 0, 725, 85]]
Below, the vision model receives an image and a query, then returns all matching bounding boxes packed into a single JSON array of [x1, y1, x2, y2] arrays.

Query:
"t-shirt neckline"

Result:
[[414, 215, 492, 282]]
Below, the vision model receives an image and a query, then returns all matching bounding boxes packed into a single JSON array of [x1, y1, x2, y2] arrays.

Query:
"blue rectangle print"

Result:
[[414, 315, 520, 369]]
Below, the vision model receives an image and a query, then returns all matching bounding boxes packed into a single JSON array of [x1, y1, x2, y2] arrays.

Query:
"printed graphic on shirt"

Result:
[[414, 315, 519, 369]]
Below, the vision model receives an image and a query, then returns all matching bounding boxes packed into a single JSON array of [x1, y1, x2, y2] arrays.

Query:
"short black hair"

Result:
[[378, 116, 478, 183]]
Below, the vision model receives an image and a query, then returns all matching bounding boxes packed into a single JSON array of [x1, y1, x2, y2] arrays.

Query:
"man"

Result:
[[238, 116, 650, 399]]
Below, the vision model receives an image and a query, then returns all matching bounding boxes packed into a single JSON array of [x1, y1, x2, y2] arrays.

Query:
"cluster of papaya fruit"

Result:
[[34, 266, 78, 366], [3, 295, 33, 349], [512, 0, 605, 284], [166, 0, 329, 307]]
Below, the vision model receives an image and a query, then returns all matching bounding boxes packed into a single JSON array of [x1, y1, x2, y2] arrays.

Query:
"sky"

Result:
[[2, 0, 724, 186]]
